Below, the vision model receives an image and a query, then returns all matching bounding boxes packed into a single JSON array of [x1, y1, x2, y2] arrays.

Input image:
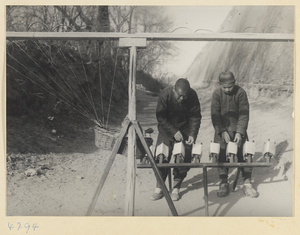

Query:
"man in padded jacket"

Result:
[[211, 71, 259, 198], [151, 78, 201, 201]]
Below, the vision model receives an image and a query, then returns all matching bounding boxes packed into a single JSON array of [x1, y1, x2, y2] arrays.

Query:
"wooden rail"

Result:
[[137, 162, 273, 168], [6, 32, 294, 42]]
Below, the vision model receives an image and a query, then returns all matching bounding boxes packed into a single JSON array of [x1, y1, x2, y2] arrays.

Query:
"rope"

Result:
[[33, 40, 95, 119], [97, 40, 105, 125], [7, 39, 126, 129], [77, 42, 101, 124], [105, 48, 120, 129], [12, 41, 77, 103], [56, 42, 99, 122], [7, 62, 96, 122], [7, 43, 97, 121]]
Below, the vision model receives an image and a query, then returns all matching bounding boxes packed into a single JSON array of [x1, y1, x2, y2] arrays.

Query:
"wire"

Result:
[[97, 40, 105, 125], [105, 47, 119, 129], [56, 42, 99, 121], [7, 42, 97, 121], [77, 41, 100, 124], [33, 40, 95, 119], [12, 41, 76, 103], [6, 61, 96, 122]]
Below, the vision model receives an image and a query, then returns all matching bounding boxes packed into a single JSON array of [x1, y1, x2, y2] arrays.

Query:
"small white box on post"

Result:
[[209, 142, 220, 163], [172, 142, 185, 163], [155, 142, 169, 164], [243, 141, 256, 163], [119, 38, 147, 48], [262, 139, 276, 163], [192, 143, 202, 163], [226, 141, 238, 163]]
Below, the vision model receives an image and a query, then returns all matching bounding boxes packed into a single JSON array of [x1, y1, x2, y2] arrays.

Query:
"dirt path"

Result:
[[6, 88, 293, 216]]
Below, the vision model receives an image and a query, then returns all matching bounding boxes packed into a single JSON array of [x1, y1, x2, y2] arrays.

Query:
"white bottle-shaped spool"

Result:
[[226, 141, 238, 156], [192, 143, 203, 155], [156, 142, 169, 161], [243, 140, 255, 163], [263, 139, 276, 157], [173, 142, 185, 156], [209, 142, 220, 163], [210, 142, 220, 155], [243, 141, 255, 156], [172, 142, 185, 163], [192, 143, 203, 163]]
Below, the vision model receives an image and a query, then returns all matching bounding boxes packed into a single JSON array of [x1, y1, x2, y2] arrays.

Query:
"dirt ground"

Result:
[[6, 88, 293, 217]]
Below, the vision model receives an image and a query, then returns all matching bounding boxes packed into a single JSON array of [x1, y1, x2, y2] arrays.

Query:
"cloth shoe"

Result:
[[150, 188, 163, 201], [243, 183, 259, 198], [171, 188, 180, 201], [217, 182, 229, 197]]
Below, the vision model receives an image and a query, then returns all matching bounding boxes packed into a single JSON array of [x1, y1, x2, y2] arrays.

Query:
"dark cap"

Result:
[[219, 71, 236, 85]]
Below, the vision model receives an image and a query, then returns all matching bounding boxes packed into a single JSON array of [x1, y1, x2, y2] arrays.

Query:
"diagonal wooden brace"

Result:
[[133, 121, 178, 216], [86, 119, 131, 216]]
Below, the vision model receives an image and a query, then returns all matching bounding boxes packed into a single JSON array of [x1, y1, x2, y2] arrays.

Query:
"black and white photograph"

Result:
[[4, 3, 294, 222]]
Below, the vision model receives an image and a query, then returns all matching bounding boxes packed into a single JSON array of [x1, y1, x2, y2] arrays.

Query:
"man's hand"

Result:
[[174, 131, 183, 142], [221, 131, 231, 144], [234, 132, 242, 146], [185, 136, 194, 145]]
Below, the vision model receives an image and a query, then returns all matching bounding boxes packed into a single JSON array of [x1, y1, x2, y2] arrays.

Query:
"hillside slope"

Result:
[[184, 6, 294, 99]]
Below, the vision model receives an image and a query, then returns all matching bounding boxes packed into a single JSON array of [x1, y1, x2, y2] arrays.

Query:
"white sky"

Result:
[[163, 6, 233, 77]]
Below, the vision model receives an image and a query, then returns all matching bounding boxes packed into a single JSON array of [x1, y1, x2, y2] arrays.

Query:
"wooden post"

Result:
[[124, 45, 137, 216], [232, 168, 241, 192], [203, 167, 209, 216], [119, 38, 146, 216], [168, 169, 172, 192]]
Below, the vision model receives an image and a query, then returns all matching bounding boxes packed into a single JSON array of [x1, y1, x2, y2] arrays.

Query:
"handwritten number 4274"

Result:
[[8, 222, 39, 233]]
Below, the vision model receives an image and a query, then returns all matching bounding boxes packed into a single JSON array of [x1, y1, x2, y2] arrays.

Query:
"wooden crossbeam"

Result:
[[6, 32, 294, 42]]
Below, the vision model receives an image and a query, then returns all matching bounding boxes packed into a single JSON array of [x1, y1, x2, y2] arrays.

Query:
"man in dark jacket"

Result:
[[151, 78, 201, 201], [211, 71, 259, 198]]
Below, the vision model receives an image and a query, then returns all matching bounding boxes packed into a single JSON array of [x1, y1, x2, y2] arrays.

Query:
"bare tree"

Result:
[[109, 6, 177, 76]]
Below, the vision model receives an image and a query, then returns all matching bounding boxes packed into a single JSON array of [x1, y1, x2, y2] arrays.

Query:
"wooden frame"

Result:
[[6, 31, 293, 217]]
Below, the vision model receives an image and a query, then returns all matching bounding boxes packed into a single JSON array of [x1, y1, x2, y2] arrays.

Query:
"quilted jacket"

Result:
[[156, 86, 201, 142]]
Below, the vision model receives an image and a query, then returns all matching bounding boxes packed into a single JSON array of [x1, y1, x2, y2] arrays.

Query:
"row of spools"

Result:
[[151, 139, 276, 164]]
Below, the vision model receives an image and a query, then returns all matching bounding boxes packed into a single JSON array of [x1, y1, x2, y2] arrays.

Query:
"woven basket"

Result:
[[94, 126, 117, 150]]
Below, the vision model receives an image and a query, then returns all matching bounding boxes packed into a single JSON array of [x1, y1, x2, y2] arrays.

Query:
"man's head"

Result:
[[219, 71, 236, 94], [173, 78, 190, 103]]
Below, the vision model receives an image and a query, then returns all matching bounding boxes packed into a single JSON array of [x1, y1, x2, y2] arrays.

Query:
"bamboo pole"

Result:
[[6, 32, 294, 42], [124, 46, 137, 216]]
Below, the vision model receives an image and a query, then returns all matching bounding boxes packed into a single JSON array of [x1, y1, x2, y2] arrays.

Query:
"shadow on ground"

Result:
[[176, 140, 291, 216]]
